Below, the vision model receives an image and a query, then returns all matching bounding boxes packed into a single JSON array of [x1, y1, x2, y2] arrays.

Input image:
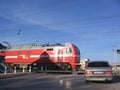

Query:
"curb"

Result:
[[0, 72, 32, 79]]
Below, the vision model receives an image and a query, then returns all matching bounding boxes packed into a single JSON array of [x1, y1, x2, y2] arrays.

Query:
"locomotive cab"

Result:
[[65, 43, 80, 70]]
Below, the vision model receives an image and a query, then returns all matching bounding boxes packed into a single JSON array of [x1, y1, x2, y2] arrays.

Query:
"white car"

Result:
[[85, 61, 113, 82]]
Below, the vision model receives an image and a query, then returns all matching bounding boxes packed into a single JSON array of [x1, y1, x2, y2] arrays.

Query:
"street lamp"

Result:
[[117, 49, 120, 54], [113, 47, 117, 64]]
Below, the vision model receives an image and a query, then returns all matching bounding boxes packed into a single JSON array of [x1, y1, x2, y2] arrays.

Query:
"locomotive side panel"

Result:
[[5, 49, 56, 63]]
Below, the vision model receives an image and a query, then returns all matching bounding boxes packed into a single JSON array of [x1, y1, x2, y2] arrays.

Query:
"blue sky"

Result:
[[0, 0, 120, 63]]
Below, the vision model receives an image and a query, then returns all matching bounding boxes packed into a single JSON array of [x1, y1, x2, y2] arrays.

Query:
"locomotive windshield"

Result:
[[75, 46, 80, 55], [66, 47, 73, 54]]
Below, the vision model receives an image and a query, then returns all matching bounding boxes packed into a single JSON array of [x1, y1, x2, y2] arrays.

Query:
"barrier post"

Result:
[[14, 66, 16, 73], [41, 66, 43, 72], [29, 66, 31, 72], [4, 66, 7, 74], [45, 66, 47, 71], [22, 66, 25, 73]]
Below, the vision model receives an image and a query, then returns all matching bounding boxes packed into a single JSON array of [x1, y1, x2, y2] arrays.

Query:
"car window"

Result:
[[87, 62, 109, 67]]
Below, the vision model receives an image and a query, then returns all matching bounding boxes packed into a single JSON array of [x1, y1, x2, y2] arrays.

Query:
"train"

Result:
[[0, 42, 80, 72]]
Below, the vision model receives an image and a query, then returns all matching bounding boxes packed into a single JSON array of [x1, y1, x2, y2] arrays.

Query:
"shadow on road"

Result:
[[112, 75, 120, 83]]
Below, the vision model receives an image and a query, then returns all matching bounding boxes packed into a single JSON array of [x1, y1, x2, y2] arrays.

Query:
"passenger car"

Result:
[[0, 63, 5, 73], [85, 61, 113, 82]]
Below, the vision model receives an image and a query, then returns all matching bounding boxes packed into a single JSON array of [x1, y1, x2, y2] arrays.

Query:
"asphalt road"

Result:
[[0, 73, 120, 90]]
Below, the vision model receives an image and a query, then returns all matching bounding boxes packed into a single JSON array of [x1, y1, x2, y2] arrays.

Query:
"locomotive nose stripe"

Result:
[[5, 54, 77, 58], [30, 55, 40, 58], [30, 54, 76, 58], [5, 56, 18, 58]]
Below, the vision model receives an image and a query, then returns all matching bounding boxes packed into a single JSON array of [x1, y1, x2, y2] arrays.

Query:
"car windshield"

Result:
[[87, 62, 109, 67]]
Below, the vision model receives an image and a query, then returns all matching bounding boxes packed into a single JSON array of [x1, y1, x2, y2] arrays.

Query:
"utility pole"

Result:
[[113, 46, 117, 64]]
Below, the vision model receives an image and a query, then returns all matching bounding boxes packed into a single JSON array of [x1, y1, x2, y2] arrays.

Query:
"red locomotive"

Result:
[[0, 42, 80, 72]]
